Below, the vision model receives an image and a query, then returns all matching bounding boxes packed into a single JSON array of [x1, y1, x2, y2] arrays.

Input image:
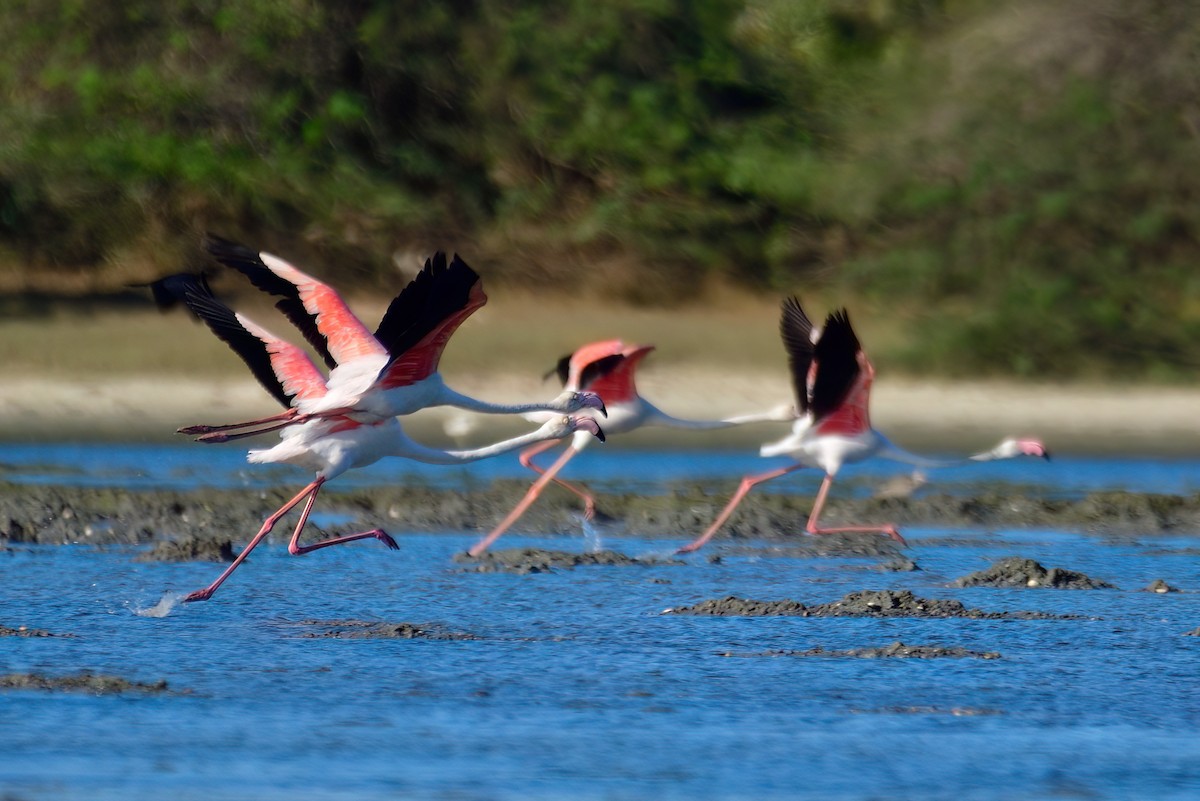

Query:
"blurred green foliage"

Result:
[[0, 0, 1197, 378]]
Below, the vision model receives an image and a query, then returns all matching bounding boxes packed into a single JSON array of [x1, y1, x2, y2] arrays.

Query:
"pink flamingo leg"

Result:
[[181, 406, 364, 439], [182, 478, 324, 603], [676, 464, 806, 553], [805, 474, 907, 545], [520, 440, 596, 519], [286, 488, 399, 555], [178, 408, 299, 435], [468, 444, 582, 556]]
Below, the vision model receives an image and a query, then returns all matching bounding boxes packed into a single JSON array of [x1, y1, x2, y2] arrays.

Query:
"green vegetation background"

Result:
[[1, 0, 1197, 379]]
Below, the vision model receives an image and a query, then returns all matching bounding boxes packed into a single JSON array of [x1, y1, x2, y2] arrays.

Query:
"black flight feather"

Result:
[[779, 296, 815, 415], [578, 354, 626, 391], [134, 272, 212, 316], [544, 354, 573, 385], [174, 275, 294, 409], [202, 233, 337, 370], [373, 252, 482, 360], [809, 309, 862, 421]]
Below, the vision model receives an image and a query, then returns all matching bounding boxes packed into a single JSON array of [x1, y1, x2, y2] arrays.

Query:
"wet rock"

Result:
[[454, 547, 681, 574], [711, 533, 903, 559], [876, 557, 920, 572], [0, 624, 62, 637], [664, 589, 1067, 619], [721, 641, 1000, 659], [954, 557, 1115, 589], [1142, 579, 1180, 593], [135, 537, 234, 563], [297, 620, 478, 640], [0, 672, 171, 694]]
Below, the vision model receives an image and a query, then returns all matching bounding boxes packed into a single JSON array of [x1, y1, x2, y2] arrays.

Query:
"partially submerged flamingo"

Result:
[[466, 340, 791, 556], [178, 235, 604, 442], [151, 274, 604, 602], [676, 297, 1048, 554]]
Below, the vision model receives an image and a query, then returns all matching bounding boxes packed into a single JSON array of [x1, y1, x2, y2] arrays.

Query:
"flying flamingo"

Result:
[[150, 274, 604, 602], [676, 297, 1049, 554], [177, 235, 604, 442], [466, 340, 792, 556]]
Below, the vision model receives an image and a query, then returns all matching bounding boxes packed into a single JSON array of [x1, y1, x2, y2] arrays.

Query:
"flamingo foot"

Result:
[[182, 588, 215, 603], [178, 424, 219, 435], [376, 530, 400, 550]]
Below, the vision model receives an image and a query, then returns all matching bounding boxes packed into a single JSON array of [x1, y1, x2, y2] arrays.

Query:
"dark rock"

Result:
[[1142, 579, 1180, 593], [454, 547, 681, 574], [135, 537, 234, 563], [721, 641, 1000, 659], [0, 672, 171, 694], [664, 589, 1068, 619], [954, 557, 1115, 589], [296, 620, 477, 640], [0, 624, 61, 637]]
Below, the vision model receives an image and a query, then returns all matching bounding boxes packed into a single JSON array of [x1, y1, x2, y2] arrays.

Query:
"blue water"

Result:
[[3, 447, 1200, 800]]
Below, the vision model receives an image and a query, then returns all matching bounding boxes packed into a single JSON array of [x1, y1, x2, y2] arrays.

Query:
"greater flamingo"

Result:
[[676, 297, 1048, 554], [150, 274, 604, 602], [177, 235, 604, 441], [466, 340, 791, 556]]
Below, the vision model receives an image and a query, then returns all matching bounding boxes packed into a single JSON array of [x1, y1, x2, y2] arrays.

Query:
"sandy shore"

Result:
[[1, 369, 1197, 455]]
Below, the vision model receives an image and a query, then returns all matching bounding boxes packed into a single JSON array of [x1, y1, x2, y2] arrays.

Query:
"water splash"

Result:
[[131, 592, 186, 618], [581, 515, 603, 553]]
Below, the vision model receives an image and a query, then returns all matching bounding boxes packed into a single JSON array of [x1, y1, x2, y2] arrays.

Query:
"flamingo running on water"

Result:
[[150, 274, 604, 602], [466, 340, 791, 556], [178, 235, 605, 442], [676, 297, 1049, 554]]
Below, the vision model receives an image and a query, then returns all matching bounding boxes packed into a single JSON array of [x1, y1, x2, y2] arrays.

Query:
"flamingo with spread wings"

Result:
[[676, 297, 1048, 554], [178, 235, 604, 442], [466, 340, 791, 556], [150, 274, 604, 602]]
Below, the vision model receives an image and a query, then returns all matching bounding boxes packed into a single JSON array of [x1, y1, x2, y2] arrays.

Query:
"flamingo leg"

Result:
[[520, 440, 596, 519], [182, 477, 324, 603], [184, 406, 366, 441], [468, 444, 582, 556], [806, 474, 907, 545], [286, 488, 399, 555], [676, 464, 806, 554], [194, 419, 302, 444], [178, 408, 299, 435]]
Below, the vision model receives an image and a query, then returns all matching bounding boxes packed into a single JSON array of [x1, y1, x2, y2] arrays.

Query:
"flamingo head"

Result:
[[568, 415, 606, 443], [561, 390, 608, 417]]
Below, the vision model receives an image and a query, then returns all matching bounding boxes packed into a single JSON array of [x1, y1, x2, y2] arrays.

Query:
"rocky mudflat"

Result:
[[0, 672, 173, 694], [453, 547, 682, 574], [3, 482, 1200, 553], [295, 620, 478, 640], [953, 557, 1116, 589], [663, 589, 1071, 619], [720, 641, 1001, 659]]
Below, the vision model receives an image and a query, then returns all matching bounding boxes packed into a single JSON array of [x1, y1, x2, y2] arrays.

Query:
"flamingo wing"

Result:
[[203, 234, 337, 370], [810, 309, 863, 421], [255, 251, 387, 365], [779, 296, 815, 416], [375, 253, 487, 389], [544, 353, 573, 385], [154, 274, 311, 408]]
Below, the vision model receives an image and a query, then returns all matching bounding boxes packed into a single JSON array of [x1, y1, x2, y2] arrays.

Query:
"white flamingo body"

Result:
[[676, 297, 1049, 553]]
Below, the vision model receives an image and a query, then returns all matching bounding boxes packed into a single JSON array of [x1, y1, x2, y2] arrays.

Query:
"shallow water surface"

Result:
[[2, 449, 1200, 800]]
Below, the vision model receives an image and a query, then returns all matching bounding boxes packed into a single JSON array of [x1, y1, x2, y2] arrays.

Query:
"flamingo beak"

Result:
[[582, 392, 608, 417], [581, 418, 606, 443]]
